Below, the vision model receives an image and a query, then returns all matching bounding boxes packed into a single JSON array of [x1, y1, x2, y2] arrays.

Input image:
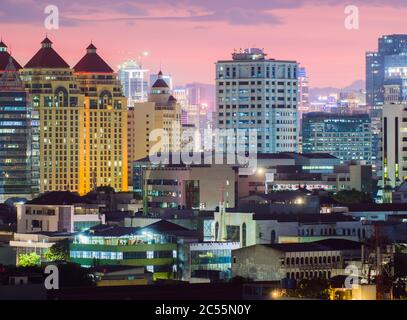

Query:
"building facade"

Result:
[[127, 71, 182, 186], [73, 44, 128, 193], [0, 43, 39, 202], [118, 59, 148, 107], [302, 112, 372, 163], [20, 38, 127, 195], [232, 239, 362, 281], [216, 48, 299, 153]]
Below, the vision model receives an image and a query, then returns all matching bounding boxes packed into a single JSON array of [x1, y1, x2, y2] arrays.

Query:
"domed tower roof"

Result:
[[24, 37, 70, 69], [73, 43, 114, 73], [0, 40, 22, 71]]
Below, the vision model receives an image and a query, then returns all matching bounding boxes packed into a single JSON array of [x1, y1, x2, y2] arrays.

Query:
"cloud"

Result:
[[1, 0, 407, 27]]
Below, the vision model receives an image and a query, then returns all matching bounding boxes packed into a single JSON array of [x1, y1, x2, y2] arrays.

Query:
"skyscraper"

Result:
[[381, 84, 407, 193], [366, 34, 407, 107], [0, 43, 39, 201], [20, 37, 85, 194], [73, 43, 128, 193], [127, 71, 181, 186], [302, 113, 372, 163], [20, 38, 128, 195], [216, 48, 299, 153], [366, 34, 407, 175], [118, 59, 148, 107]]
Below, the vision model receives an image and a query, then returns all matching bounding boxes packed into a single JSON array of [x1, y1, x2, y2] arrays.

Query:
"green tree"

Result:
[[332, 190, 374, 205], [291, 279, 331, 299], [18, 252, 40, 267], [44, 239, 70, 262]]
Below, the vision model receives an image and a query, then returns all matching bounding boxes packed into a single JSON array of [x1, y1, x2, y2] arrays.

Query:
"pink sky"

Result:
[[1, 2, 407, 88]]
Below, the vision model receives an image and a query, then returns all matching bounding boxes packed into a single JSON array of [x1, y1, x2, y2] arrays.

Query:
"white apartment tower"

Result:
[[216, 48, 299, 153], [382, 84, 407, 190]]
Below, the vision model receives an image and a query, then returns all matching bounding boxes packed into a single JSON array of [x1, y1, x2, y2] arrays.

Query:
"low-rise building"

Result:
[[69, 220, 198, 280], [232, 239, 362, 281], [133, 156, 237, 211], [213, 209, 373, 247], [16, 191, 105, 233], [9, 231, 72, 265], [185, 242, 240, 282]]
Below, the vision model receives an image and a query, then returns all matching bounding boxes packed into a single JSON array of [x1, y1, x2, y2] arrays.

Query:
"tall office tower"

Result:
[[366, 34, 407, 175], [127, 71, 181, 186], [150, 71, 172, 90], [118, 59, 148, 107], [173, 87, 188, 110], [73, 44, 128, 193], [297, 67, 309, 153], [302, 112, 372, 163], [216, 48, 299, 153], [382, 84, 407, 192], [0, 51, 39, 202], [298, 67, 309, 119], [20, 38, 85, 194], [185, 83, 216, 112]]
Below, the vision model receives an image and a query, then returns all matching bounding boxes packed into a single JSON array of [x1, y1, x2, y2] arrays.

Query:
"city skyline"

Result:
[[1, 1, 407, 88]]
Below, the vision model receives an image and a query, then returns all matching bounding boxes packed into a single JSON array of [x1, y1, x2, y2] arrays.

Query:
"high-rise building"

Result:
[[298, 67, 309, 122], [118, 59, 148, 107], [127, 71, 181, 186], [366, 34, 407, 176], [185, 83, 216, 112], [366, 34, 407, 107], [173, 87, 188, 110], [216, 48, 299, 153], [0, 43, 39, 202], [302, 112, 372, 163], [20, 38, 85, 194], [73, 43, 128, 193], [381, 84, 407, 192], [20, 38, 127, 195]]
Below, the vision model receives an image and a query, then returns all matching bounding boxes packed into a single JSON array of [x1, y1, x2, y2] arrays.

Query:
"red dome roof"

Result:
[[24, 37, 70, 69], [74, 43, 113, 73]]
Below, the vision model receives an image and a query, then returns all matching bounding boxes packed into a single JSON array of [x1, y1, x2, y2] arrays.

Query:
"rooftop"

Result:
[[73, 43, 114, 73], [26, 191, 91, 206], [263, 239, 362, 252], [0, 40, 22, 71], [24, 37, 70, 69]]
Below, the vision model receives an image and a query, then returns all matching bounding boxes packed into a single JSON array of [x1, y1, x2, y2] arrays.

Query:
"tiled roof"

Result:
[[24, 37, 70, 69], [0, 41, 22, 71], [73, 43, 114, 73]]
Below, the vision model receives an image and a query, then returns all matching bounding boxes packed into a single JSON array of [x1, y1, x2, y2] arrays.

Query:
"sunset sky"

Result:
[[1, 0, 407, 88]]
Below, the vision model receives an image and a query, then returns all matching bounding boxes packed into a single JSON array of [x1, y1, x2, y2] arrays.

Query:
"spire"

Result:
[[87, 42, 97, 54], [41, 37, 53, 48]]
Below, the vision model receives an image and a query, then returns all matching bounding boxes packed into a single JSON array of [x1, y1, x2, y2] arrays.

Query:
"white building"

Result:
[[232, 239, 362, 281], [118, 59, 148, 107], [16, 192, 105, 233], [213, 210, 373, 248], [216, 48, 299, 153]]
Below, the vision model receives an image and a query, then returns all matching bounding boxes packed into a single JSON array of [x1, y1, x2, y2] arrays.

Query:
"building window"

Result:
[[242, 223, 247, 247]]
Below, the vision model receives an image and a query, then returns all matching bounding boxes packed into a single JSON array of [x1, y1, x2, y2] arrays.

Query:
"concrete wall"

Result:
[[232, 245, 284, 281]]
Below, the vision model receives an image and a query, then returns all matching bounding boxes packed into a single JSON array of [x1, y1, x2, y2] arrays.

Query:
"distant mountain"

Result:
[[309, 80, 365, 101]]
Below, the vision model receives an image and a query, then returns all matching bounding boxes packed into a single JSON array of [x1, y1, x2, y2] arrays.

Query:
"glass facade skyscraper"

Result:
[[366, 35, 407, 176], [118, 59, 148, 107], [302, 113, 372, 164], [0, 59, 39, 202]]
